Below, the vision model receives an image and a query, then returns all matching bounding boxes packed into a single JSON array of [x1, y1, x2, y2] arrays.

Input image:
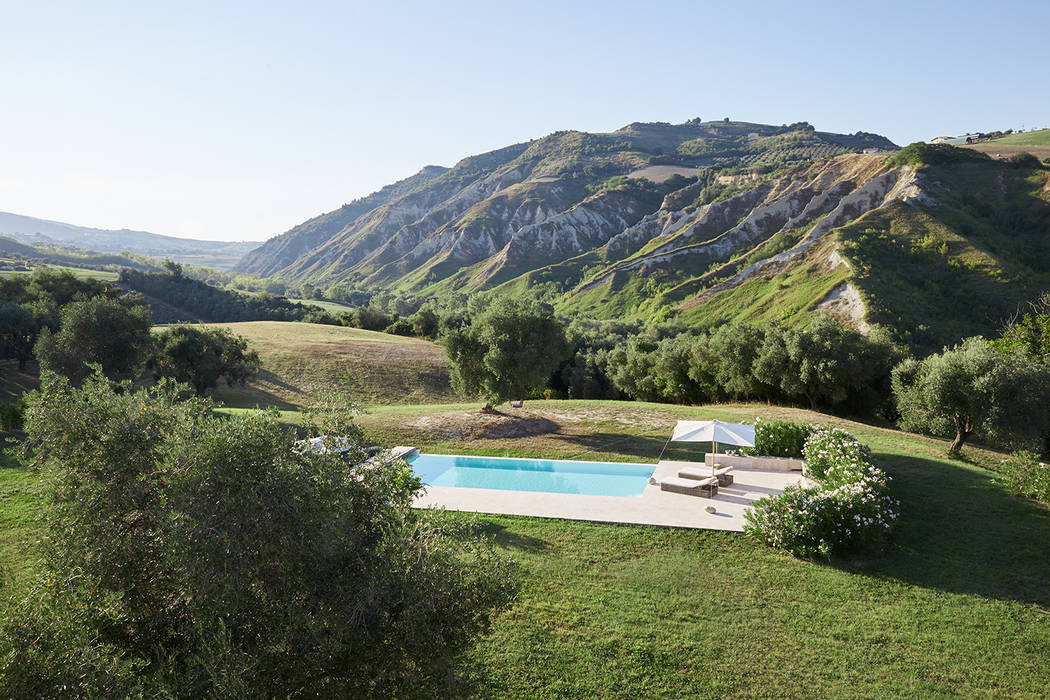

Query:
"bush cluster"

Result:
[[1000, 450, 1050, 503], [1, 374, 514, 696], [745, 418, 814, 458], [744, 427, 898, 558]]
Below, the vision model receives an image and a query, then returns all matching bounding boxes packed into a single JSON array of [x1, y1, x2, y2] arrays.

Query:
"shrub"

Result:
[[801, 426, 876, 486], [384, 318, 415, 336], [1000, 450, 1050, 502], [745, 418, 813, 458], [1009, 152, 1042, 168], [744, 426, 897, 558], [1, 372, 515, 696]]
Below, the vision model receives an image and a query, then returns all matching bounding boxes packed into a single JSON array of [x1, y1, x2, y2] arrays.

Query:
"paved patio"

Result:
[[413, 459, 805, 531]]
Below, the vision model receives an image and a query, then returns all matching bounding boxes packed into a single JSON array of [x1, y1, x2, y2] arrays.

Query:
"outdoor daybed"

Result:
[[678, 465, 734, 486], [657, 476, 718, 497]]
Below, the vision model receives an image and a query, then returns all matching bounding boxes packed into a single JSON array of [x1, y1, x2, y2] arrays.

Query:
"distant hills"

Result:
[[234, 119, 1050, 352], [235, 119, 895, 288], [0, 212, 256, 270]]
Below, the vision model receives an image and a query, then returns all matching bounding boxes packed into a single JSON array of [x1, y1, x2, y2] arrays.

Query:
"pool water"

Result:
[[408, 453, 655, 497]]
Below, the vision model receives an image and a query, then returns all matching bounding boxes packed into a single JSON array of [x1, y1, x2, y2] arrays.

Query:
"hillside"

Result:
[[963, 128, 1050, 161], [0, 235, 164, 275], [186, 321, 454, 407], [0, 212, 256, 270], [236, 119, 895, 286], [239, 128, 1050, 351]]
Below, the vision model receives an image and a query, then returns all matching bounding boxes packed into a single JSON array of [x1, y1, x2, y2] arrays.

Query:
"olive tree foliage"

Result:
[[148, 324, 260, 396], [34, 295, 152, 384], [442, 296, 569, 409], [0, 301, 39, 370], [892, 337, 1050, 453], [755, 317, 906, 414], [1, 372, 514, 697]]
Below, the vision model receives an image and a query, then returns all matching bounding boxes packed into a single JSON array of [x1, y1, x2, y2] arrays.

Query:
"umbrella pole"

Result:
[[712, 439, 718, 476]]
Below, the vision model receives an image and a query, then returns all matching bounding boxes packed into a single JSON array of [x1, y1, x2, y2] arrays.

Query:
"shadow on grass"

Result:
[[553, 431, 712, 463], [469, 519, 549, 553], [855, 451, 1050, 608]]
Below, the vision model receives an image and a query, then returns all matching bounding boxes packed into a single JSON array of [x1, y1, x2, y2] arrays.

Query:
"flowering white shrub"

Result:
[[744, 427, 898, 557]]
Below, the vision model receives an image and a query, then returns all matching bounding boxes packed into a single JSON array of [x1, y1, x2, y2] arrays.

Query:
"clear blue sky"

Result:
[[2, 0, 1048, 241]]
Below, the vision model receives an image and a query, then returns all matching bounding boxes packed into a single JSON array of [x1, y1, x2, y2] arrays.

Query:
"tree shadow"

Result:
[[839, 452, 1050, 608], [469, 519, 549, 553], [552, 431, 710, 463]]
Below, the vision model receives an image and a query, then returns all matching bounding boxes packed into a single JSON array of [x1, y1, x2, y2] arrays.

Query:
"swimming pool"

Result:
[[408, 453, 656, 497]]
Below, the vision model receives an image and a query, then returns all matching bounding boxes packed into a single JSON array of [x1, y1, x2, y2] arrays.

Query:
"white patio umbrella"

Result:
[[670, 420, 755, 475]]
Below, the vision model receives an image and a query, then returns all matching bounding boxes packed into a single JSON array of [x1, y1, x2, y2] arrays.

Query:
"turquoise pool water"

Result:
[[408, 453, 655, 497]]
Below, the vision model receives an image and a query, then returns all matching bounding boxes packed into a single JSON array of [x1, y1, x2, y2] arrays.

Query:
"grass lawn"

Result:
[[3, 400, 1049, 696]]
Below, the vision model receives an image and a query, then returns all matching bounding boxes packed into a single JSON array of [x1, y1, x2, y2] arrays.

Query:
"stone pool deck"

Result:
[[412, 459, 806, 532]]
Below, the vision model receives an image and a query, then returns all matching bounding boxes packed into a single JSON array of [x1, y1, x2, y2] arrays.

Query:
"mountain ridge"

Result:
[[0, 212, 255, 270]]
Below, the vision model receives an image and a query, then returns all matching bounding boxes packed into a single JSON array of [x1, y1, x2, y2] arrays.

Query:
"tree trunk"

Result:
[[948, 430, 969, 454], [949, 415, 972, 454]]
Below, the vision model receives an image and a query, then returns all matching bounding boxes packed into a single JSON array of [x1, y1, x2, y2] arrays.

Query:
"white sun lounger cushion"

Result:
[[678, 466, 732, 480], [662, 476, 716, 488]]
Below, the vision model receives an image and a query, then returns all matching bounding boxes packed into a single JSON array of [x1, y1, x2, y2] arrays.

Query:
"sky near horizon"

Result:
[[2, 1, 1048, 242]]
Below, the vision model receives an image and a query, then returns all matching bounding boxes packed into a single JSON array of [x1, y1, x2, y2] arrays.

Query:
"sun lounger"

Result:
[[678, 465, 734, 486], [658, 476, 718, 497]]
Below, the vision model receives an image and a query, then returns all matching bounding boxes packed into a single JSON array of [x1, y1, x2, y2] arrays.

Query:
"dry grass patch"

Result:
[[179, 321, 455, 408]]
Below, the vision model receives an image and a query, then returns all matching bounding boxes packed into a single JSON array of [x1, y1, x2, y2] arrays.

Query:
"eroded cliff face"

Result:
[[238, 146, 937, 333]]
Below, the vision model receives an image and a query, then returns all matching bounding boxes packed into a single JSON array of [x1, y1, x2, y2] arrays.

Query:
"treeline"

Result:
[[119, 266, 321, 322], [550, 316, 904, 416], [0, 269, 259, 409]]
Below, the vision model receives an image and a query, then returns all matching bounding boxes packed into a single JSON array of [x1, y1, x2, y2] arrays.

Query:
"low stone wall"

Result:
[[705, 453, 803, 472]]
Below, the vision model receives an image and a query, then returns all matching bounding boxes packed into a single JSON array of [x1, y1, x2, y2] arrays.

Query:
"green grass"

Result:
[[0, 264, 119, 281], [0, 444, 41, 586], [986, 129, 1050, 147], [3, 398, 1049, 696]]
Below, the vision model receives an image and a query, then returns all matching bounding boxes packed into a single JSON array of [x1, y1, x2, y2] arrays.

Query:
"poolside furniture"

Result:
[[678, 465, 734, 486], [658, 476, 718, 497]]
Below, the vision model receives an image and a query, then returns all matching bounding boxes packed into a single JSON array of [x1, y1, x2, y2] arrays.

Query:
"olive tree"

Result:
[[892, 337, 1050, 453], [149, 324, 260, 396], [34, 295, 152, 384], [2, 372, 514, 697], [442, 296, 568, 410]]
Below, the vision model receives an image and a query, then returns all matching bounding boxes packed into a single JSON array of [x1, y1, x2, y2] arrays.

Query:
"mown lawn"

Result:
[[2, 401, 1049, 697]]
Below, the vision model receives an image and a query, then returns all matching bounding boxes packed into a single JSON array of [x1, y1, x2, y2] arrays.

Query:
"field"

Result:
[[3, 398, 1049, 696], [963, 130, 1050, 161], [983, 128, 1050, 147], [178, 321, 455, 408], [0, 263, 119, 281]]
